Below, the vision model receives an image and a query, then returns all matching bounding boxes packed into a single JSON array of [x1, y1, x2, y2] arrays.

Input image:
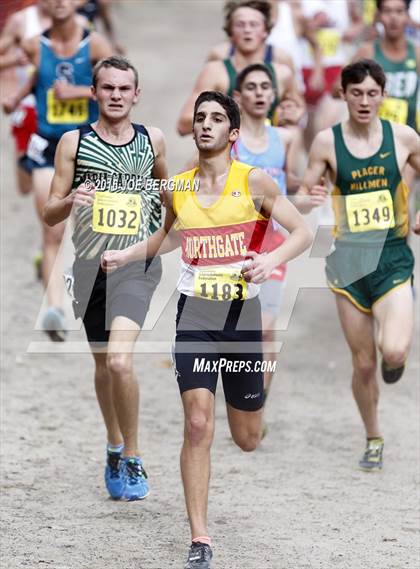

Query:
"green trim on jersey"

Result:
[[72, 124, 161, 260], [223, 58, 279, 121], [331, 119, 409, 245], [374, 40, 418, 130]]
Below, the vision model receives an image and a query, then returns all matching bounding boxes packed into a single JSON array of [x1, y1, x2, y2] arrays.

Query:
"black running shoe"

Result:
[[184, 542, 213, 569], [381, 358, 405, 384]]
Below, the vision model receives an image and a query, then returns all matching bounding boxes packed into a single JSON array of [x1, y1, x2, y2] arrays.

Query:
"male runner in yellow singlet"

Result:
[[102, 90, 312, 568]]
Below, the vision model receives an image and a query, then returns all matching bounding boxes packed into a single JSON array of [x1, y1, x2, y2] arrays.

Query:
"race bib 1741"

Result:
[[345, 189, 395, 233], [92, 192, 141, 235], [46, 88, 89, 124], [379, 97, 408, 125], [194, 267, 248, 301]]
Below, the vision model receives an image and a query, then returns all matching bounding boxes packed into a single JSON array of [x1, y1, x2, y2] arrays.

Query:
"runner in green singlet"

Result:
[[295, 59, 420, 472], [354, 0, 419, 131]]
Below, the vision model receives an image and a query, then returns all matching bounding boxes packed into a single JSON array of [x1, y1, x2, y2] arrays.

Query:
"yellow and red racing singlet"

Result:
[[172, 160, 270, 301]]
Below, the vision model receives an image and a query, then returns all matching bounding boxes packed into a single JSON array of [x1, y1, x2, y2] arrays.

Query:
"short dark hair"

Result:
[[193, 91, 241, 130], [341, 59, 386, 92], [223, 0, 273, 36], [376, 0, 411, 10], [235, 63, 274, 92], [92, 55, 139, 89]]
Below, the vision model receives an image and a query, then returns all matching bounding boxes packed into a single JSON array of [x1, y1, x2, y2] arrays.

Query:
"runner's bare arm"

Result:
[[21, 36, 39, 66], [294, 129, 332, 213], [177, 62, 226, 135], [43, 131, 87, 226], [272, 47, 294, 70], [279, 127, 301, 192], [206, 41, 230, 62], [90, 30, 114, 62], [0, 11, 22, 52], [147, 127, 169, 180], [0, 10, 27, 68], [283, 68, 305, 111], [351, 42, 374, 62], [301, 18, 324, 91], [101, 191, 181, 271], [274, 64, 305, 125], [52, 82, 93, 100], [343, 0, 364, 42], [96, 0, 124, 53], [243, 169, 312, 283], [2, 35, 39, 108], [404, 126, 420, 174], [2, 71, 36, 114]]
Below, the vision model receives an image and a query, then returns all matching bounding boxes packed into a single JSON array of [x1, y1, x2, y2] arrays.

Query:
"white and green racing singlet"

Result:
[[72, 123, 161, 260]]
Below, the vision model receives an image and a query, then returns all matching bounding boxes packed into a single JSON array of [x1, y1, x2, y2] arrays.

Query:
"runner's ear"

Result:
[[133, 86, 141, 103], [229, 128, 239, 144]]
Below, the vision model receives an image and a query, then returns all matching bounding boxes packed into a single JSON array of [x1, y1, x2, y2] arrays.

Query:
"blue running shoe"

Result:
[[105, 450, 124, 499], [41, 307, 68, 342], [121, 457, 149, 501]]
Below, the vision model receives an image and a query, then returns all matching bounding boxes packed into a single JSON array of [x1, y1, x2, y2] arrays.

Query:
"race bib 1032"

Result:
[[92, 192, 141, 235]]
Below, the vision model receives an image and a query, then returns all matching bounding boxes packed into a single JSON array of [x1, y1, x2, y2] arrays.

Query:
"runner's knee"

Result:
[[107, 353, 133, 379], [381, 345, 408, 369], [352, 351, 377, 379], [232, 428, 260, 453], [185, 410, 213, 447]]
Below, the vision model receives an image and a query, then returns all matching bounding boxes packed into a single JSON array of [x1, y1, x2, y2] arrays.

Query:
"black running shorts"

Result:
[[173, 294, 264, 412], [73, 256, 162, 344]]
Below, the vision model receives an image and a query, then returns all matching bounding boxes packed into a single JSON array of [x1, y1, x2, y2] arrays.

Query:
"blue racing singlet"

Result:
[[231, 126, 287, 194], [35, 28, 98, 140]]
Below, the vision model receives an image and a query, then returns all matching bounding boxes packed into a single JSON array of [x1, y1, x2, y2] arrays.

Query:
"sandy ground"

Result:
[[1, 2, 419, 568]]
